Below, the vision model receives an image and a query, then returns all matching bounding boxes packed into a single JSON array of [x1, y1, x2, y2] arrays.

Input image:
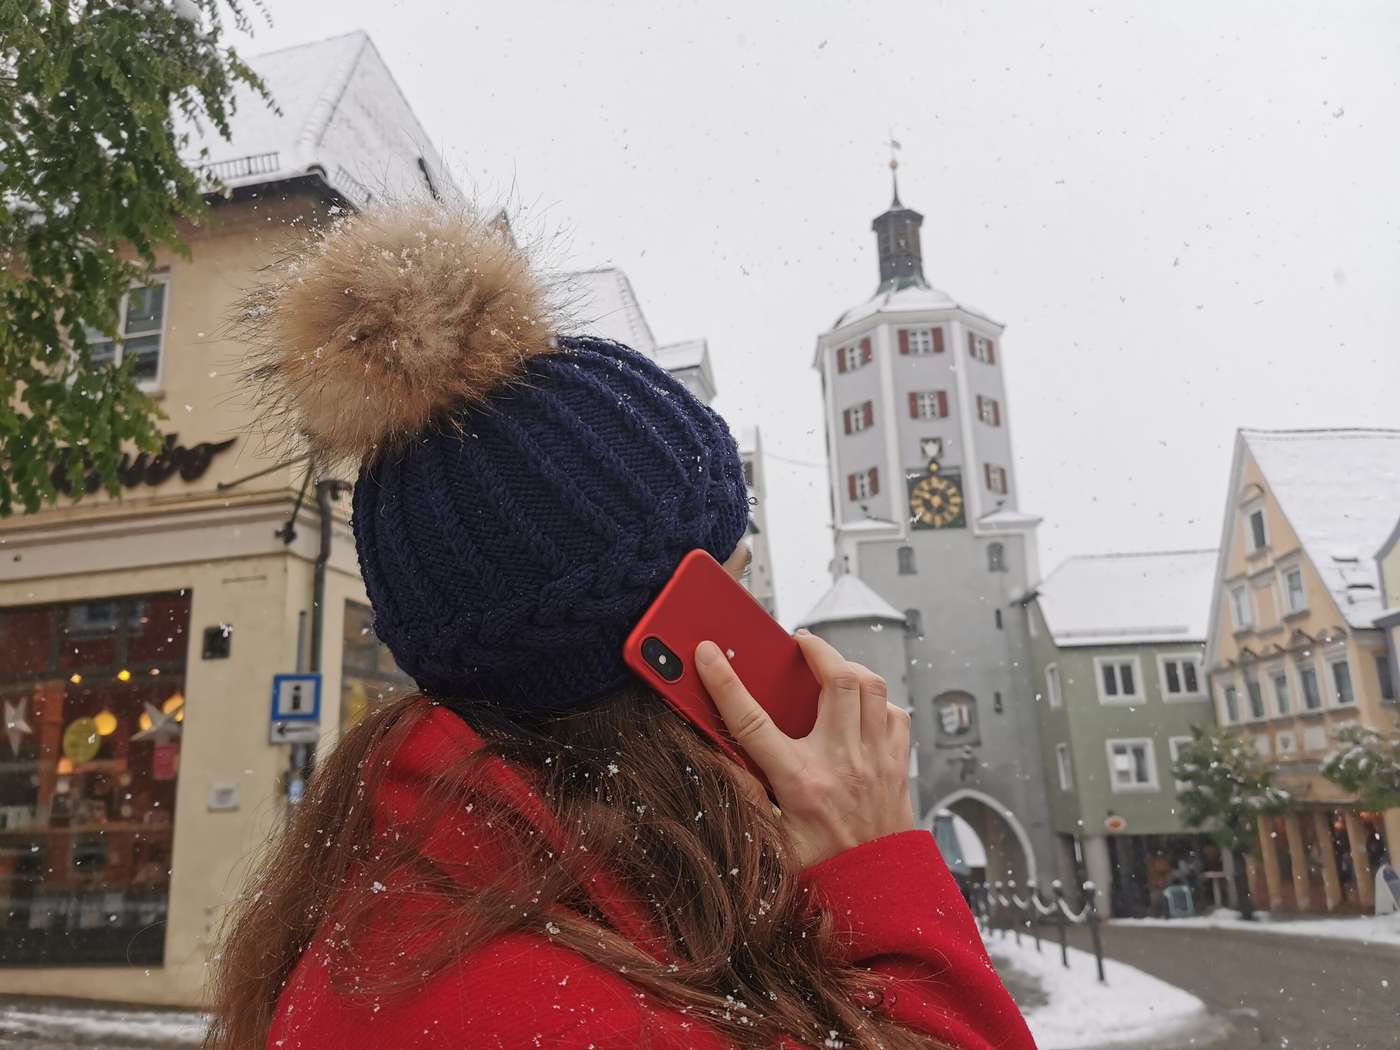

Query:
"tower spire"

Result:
[[871, 137, 926, 293]]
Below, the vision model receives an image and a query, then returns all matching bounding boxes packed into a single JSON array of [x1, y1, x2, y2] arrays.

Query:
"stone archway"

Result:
[[926, 788, 1038, 887]]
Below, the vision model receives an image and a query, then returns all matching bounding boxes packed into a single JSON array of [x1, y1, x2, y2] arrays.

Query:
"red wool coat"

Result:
[[267, 704, 1036, 1049]]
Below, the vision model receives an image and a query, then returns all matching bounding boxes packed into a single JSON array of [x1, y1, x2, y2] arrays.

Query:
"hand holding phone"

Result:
[[694, 632, 915, 868], [622, 549, 820, 794]]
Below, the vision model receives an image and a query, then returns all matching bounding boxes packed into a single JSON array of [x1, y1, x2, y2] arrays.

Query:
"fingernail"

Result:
[[696, 640, 721, 665], [794, 628, 811, 637]]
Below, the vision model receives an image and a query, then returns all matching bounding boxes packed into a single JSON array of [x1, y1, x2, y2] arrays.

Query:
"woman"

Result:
[[206, 203, 1035, 1050]]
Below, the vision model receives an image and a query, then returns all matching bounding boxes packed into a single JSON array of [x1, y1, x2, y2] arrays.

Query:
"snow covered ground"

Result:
[[1113, 909, 1400, 949], [982, 929, 1211, 1050], [0, 1002, 207, 1048]]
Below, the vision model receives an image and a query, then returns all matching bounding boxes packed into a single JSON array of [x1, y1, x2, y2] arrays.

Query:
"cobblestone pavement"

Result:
[[1059, 922, 1400, 1050]]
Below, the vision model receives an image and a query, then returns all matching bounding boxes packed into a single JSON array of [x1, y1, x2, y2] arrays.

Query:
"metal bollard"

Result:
[[1008, 881, 1021, 946], [1052, 879, 1069, 969], [993, 881, 1004, 938], [1031, 884, 1042, 954], [1083, 879, 1106, 984]]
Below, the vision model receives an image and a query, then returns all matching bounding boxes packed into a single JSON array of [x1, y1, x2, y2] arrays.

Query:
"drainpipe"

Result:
[[288, 478, 352, 808], [310, 479, 353, 674]]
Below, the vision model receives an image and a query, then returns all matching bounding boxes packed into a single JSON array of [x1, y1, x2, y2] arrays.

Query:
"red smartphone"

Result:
[[622, 549, 821, 794]]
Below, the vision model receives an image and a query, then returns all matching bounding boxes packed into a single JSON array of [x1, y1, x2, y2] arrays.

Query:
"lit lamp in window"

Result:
[[116, 668, 132, 683], [163, 692, 185, 722], [94, 710, 118, 737]]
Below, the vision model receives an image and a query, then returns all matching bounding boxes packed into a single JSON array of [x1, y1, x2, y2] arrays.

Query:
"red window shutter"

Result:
[[908, 392, 919, 419], [899, 329, 910, 355], [988, 341, 997, 364], [860, 337, 872, 364], [937, 390, 949, 417], [976, 395, 984, 418], [847, 473, 857, 500], [843, 409, 851, 435], [985, 464, 993, 488], [869, 466, 879, 494], [836, 348, 847, 374], [863, 402, 874, 427], [993, 401, 1001, 426], [968, 331, 976, 355], [932, 327, 945, 353]]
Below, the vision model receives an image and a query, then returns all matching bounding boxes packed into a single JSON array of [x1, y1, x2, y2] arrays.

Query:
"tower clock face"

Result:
[[908, 461, 965, 529]]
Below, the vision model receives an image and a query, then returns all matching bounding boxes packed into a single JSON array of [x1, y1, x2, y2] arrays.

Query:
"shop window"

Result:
[[0, 591, 191, 966], [341, 601, 416, 729]]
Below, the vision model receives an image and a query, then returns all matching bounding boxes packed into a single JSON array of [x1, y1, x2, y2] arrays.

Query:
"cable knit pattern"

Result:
[[351, 335, 750, 713]]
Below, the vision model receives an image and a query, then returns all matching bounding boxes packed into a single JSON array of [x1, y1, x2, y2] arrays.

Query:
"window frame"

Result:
[[1229, 583, 1254, 631], [898, 326, 942, 356], [909, 389, 948, 420], [1055, 742, 1074, 791], [987, 542, 1006, 573], [976, 394, 1002, 427], [1093, 654, 1144, 705], [1269, 665, 1292, 716], [984, 463, 1008, 495], [1377, 653, 1396, 702], [1297, 659, 1323, 711], [968, 331, 997, 365], [1245, 505, 1269, 554], [1244, 676, 1266, 720], [1328, 656, 1355, 707], [896, 545, 916, 575], [1221, 683, 1240, 723], [1106, 737, 1159, 793], [1167, 735, 1194, 791], [1156, 652, 1205, 701], [904, 607, 923, 638], [1282, 564, 1307, 615], [82, 276, 170, 392], [842, 400, 874, 435]]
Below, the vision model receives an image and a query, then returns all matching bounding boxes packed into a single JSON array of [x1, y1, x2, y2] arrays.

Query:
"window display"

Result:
[[0, 591, 190, 966], [340, 601, 414, 729]]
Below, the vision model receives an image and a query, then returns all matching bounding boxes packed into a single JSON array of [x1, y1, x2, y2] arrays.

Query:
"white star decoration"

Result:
[[132, 701, 182, 742], [4, 698, 33, 755]]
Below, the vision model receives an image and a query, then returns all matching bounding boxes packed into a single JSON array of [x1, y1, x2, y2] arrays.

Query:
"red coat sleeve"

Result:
[[799, 830, 1037, 1050]]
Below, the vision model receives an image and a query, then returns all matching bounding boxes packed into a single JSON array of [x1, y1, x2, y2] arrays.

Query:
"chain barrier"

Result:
[[971, 878, 1106, 984]]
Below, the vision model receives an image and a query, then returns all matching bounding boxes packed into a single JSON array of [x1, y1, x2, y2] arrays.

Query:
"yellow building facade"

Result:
[[1204, 429, 1400, 913]]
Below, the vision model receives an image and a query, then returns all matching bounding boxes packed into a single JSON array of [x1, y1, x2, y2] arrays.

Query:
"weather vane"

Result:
[[886, 130, 903, 204]]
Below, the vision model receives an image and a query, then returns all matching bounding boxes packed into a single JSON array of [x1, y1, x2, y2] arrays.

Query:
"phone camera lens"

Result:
[[641, 636, 683, 682]]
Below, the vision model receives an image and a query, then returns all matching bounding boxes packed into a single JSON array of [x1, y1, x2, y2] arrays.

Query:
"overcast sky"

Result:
[[246, 1, 1400, 625]]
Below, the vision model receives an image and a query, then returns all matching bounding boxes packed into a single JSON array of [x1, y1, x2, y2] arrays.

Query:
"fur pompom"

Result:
[[239, 202, 559, 465]]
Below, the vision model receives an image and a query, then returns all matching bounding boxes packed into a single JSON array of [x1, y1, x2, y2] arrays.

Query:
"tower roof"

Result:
[[797, 574, 907, 629]]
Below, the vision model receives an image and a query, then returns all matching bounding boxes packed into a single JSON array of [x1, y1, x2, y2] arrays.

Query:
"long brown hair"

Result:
[[205, 687, 951, 1050]]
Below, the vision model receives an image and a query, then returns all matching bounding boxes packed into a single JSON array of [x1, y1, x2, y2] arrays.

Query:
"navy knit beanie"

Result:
[[242, 203, 749, 714]]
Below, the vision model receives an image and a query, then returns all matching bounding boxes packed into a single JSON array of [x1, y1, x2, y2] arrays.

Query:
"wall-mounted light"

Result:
[[116, 669, 132, 683], [69, 673, 82, 685], [94, 710, 118, 737]]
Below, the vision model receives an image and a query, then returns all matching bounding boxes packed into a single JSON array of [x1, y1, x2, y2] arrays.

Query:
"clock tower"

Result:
[[805, 167, 1056, 886]]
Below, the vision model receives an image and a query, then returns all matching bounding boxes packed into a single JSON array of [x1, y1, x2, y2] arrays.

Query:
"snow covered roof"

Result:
[[560, 268, 658, 356], [1035, 550, 1218, 648], [797, 574, 907, 629], [655, 339, 707, 371], [1242, 428, 1400, 630], [830, 282, 1000, 332], [979, 508, 1043, 531], [181, 32, 457, 207]]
